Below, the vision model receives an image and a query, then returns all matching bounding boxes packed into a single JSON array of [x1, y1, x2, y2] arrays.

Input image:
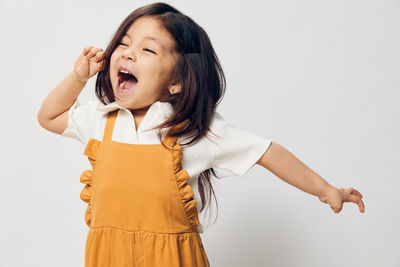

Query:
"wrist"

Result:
[[70, 70, 88, 85], [320, 183, 336, 198]]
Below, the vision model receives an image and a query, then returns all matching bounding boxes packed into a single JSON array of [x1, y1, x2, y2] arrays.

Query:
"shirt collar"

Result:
[[96, 100, 175, 120]]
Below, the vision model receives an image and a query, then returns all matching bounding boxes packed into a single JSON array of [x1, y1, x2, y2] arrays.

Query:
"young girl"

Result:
[[37, 2, 365, 266]]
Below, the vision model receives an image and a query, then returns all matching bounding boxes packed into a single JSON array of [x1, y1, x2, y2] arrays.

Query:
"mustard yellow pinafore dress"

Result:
[[79, 110, 210, 267]]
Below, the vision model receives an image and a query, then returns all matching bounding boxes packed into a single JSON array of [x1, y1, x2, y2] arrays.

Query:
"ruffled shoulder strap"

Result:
[[162, 119, 190, 149]]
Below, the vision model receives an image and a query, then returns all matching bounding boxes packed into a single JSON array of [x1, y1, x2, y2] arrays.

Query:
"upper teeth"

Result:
[[120, 69, 131, 75]]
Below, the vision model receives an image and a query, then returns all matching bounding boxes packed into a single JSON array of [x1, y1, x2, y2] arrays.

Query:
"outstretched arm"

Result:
[[256, 142, 365, 213]]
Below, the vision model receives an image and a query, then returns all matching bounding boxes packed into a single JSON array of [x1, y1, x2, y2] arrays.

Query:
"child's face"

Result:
[[110, 16, 180, 111]]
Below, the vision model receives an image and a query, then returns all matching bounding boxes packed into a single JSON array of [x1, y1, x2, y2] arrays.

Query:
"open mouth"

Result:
[[117, 70, 138, 92]]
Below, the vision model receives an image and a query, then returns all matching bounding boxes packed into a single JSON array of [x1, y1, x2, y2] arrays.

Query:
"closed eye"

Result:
[[143, 48, 155, 54], [117, 42, 155, 54]]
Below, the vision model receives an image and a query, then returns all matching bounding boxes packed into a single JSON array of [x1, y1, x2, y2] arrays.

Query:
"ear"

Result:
[[167, 79, 182, 95]]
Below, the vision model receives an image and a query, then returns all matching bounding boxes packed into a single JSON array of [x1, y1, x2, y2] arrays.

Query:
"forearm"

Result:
[[37, 70, 86, 123], [259, 142, 334, 198]]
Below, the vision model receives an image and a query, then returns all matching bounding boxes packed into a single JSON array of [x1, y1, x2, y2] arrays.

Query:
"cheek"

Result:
[[144, 60, 171, 79]]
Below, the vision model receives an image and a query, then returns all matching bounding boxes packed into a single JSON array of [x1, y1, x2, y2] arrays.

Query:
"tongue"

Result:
[[121, 78, 137, 90], [126, 79, 137, 89]]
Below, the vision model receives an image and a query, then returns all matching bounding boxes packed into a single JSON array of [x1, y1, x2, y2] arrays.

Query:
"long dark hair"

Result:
[[95, 2, 226, 229]]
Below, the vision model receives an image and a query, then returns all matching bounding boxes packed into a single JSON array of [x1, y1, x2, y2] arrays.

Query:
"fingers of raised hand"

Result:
[[94, 51, 104, 62], [87, 47, 103, 58], [83, 45, 94, 55]]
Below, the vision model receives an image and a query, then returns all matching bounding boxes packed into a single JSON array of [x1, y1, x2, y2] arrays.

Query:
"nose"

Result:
[[122, 47, 136, 61]]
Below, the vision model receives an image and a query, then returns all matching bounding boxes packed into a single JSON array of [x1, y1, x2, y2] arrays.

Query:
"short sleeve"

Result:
[[209, 112, 272, 177], [61, 98, 99, 145]]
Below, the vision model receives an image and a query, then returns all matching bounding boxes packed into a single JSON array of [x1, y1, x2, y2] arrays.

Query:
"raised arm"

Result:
[[257, 142, 365, 213], [37, 46, 104, 135]]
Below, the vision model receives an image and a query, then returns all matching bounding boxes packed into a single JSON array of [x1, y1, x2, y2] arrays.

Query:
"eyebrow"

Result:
[[124, 33, 166, 50]]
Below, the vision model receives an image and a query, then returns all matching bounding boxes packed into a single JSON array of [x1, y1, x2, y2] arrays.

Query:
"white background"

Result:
[[1, 0, 399, 266]]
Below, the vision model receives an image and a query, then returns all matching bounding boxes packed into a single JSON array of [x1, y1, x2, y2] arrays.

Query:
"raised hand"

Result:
[[73, 46, 105, 84]]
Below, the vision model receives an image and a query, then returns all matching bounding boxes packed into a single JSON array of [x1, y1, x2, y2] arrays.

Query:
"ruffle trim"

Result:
[[80, 138, 101, 227], [171, 139, 202, 233]]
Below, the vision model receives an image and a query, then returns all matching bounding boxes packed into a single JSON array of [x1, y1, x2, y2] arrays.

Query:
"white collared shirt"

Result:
[[62, 98, 272, 233]]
